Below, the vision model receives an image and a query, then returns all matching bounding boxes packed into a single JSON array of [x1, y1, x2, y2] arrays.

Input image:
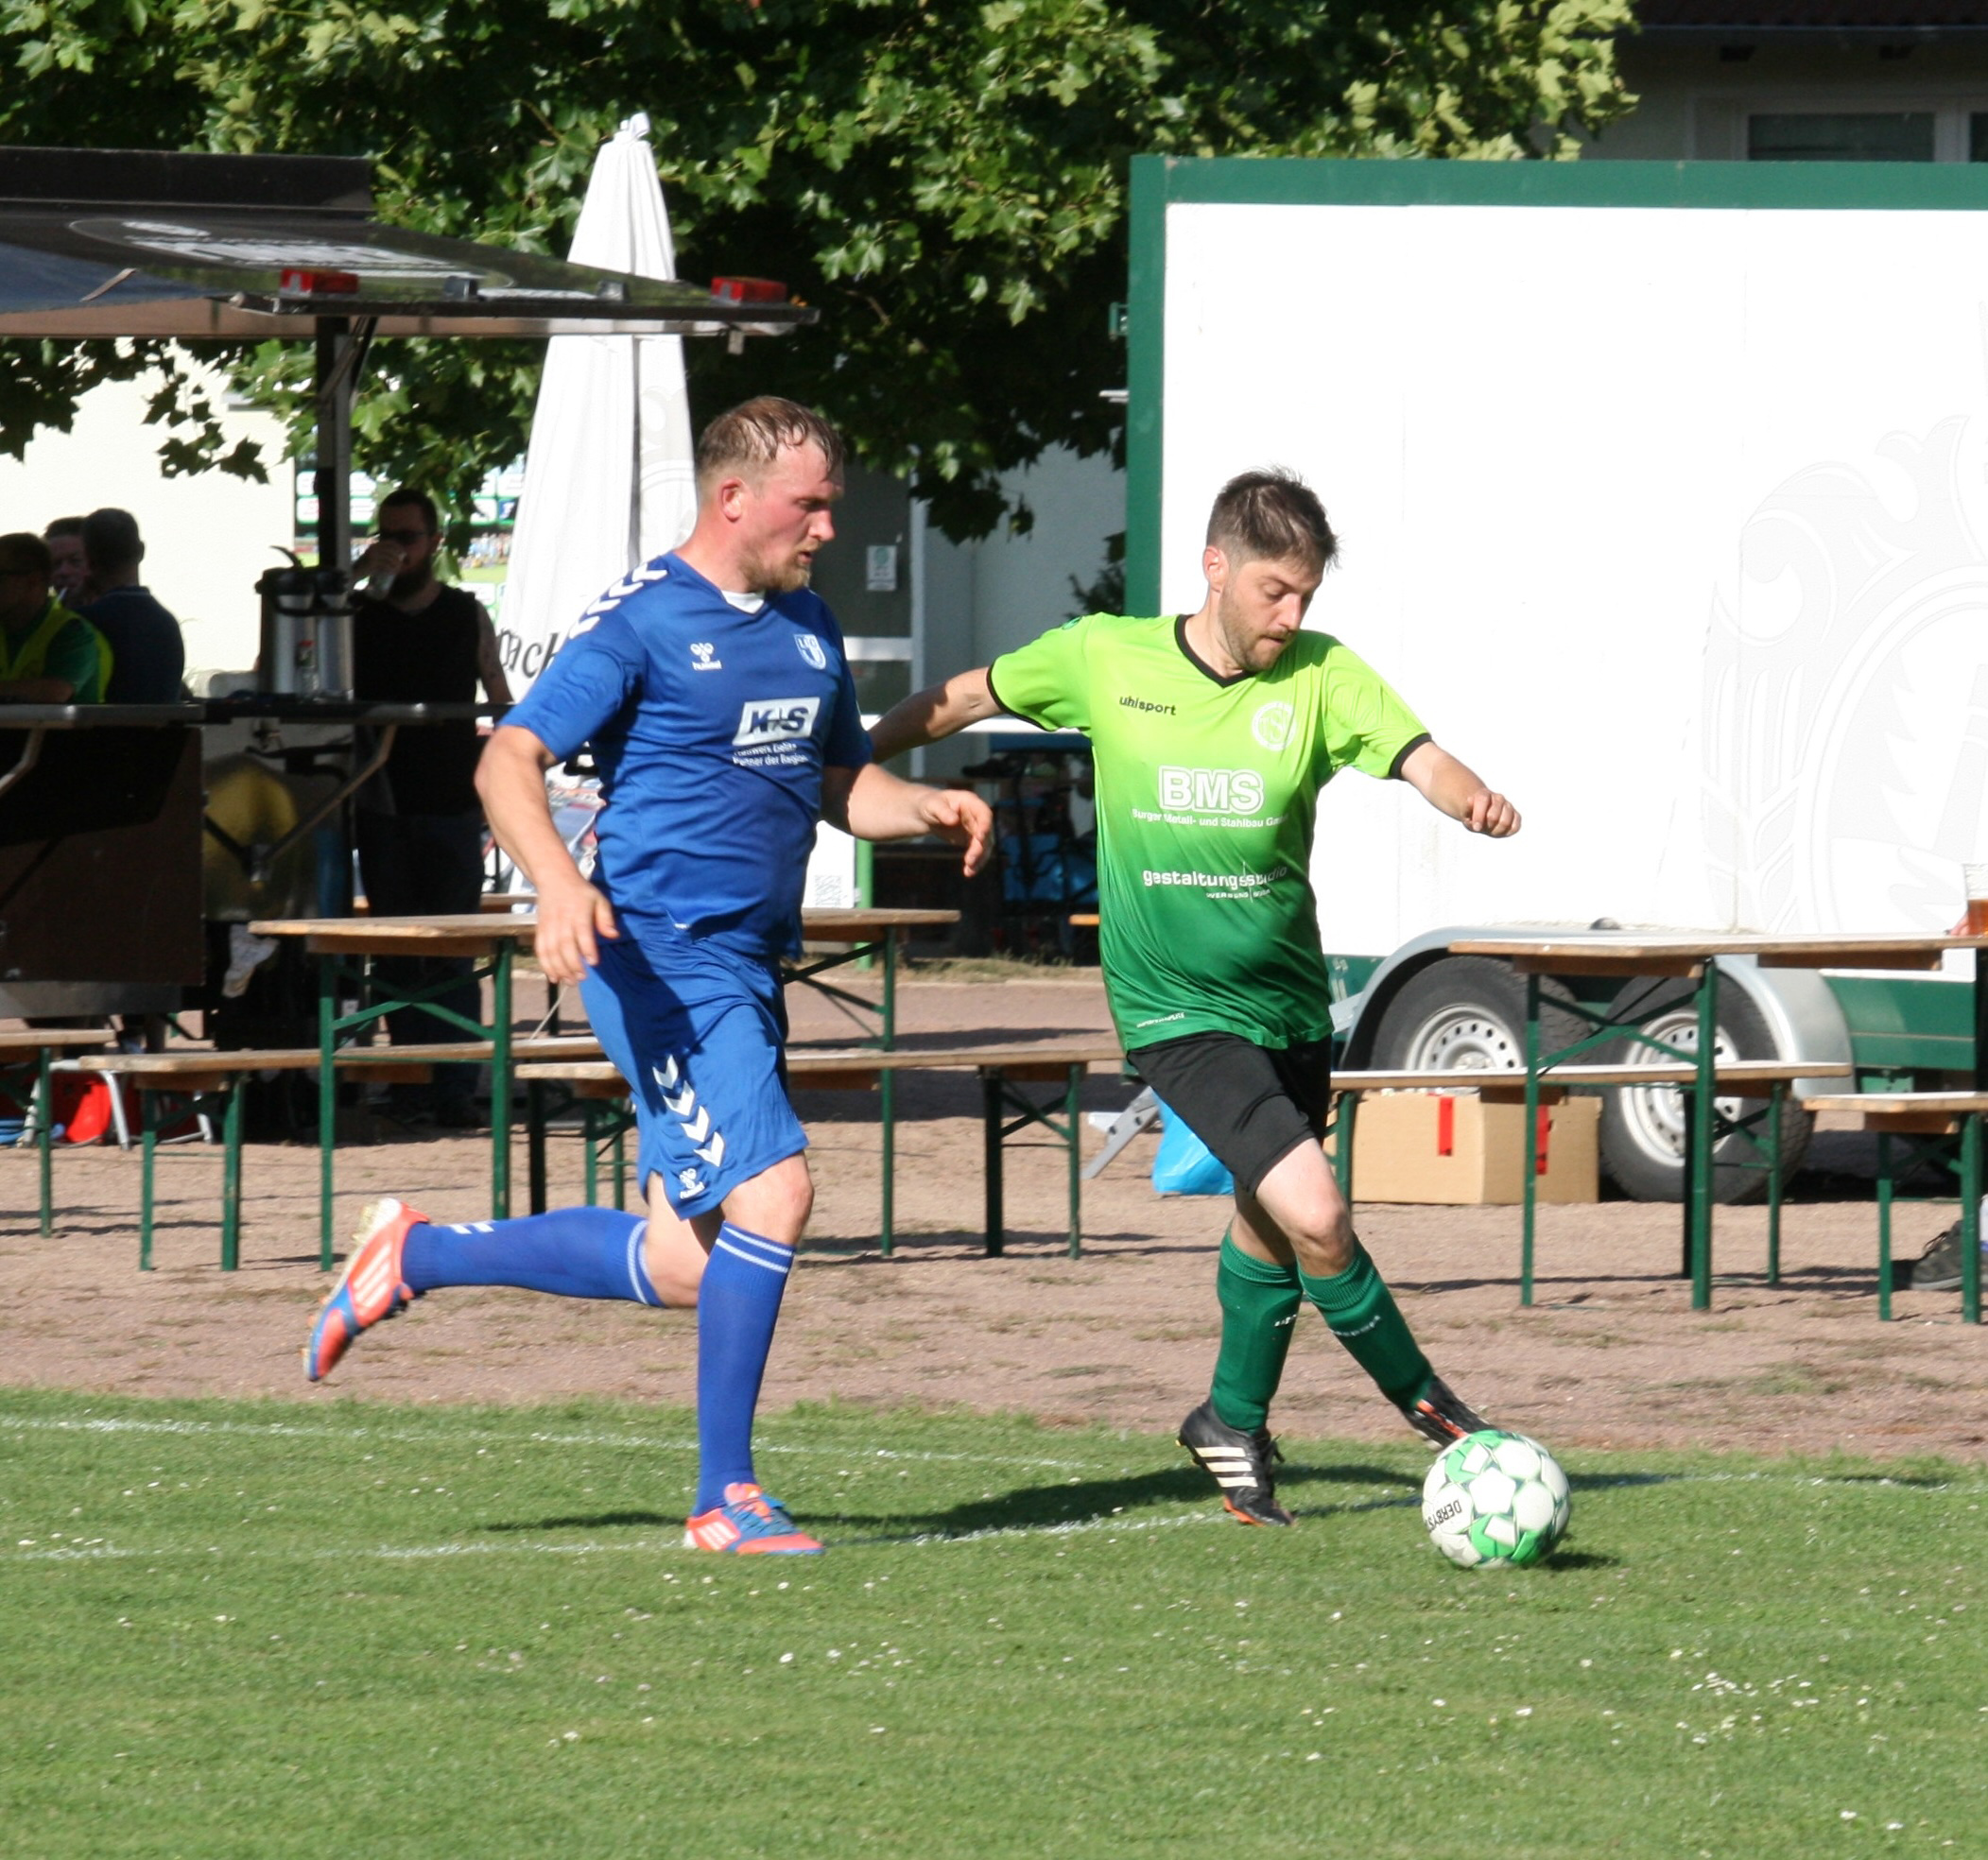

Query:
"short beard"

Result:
[[389, 563, 436, 599], [740, 548, 812, 596], [1215, 584, 1282, 673]]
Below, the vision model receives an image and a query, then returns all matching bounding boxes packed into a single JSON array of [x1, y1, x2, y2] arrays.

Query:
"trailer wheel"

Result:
[[1596, 977, 1811, 1204], [1367, 956, 1580, 1075]]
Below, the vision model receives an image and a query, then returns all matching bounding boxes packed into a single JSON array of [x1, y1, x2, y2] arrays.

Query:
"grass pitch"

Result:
[[3, 1389, 1983, 1858]]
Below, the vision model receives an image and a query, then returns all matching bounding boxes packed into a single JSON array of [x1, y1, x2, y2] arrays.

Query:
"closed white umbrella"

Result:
[[497, 113, 696, 691]]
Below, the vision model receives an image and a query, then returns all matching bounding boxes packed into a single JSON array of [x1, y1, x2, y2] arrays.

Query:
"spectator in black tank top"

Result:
[[352, 486, 513, 1128]]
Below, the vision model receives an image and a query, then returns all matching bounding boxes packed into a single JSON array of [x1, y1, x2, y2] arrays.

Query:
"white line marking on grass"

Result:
[[0, 1412, 1099, 1473]]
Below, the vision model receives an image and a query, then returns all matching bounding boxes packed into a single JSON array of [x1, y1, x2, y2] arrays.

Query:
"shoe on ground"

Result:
[[1176, 1399, 1294, 1526], [1400, 1375, 1488, 1450], [303, 1197, 424, 1383], [1910, 1220, 1966, 1291], [684, 1482, 824, 1555]]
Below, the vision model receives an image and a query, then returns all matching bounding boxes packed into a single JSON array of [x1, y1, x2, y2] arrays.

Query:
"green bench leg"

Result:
[[220, 1081, 243, 1272], [318, 956, 337, 1272], [1962, 1115, 1981, 1327], [1522, 974, 1541, 1307], [879, 1070, 896, 1259], [983, 1071, 1005, 1258], [527, 1081, 547, 1216], [1065, 1063, 1082, 1260], [1766, 1080, 1784, 1287], [582, 1100, 600, 1207], [37, 1043, 54, 1238], [139, 1090, 158, 1272], [612, 1111, 627, 1211], [1688, 962, 1720, 1311], [1331, 1089, 1357, 1203], [491, 944, 513, 1220], [1876, 1133, 1893, 1323]]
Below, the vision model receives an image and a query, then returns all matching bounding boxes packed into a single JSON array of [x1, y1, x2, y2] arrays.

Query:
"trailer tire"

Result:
[[1367, 956, 1582, 1076], [1596, 976, 1812, 1205]]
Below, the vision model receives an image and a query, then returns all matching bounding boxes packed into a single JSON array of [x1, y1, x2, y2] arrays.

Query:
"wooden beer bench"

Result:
[[1328, 1060, 1850, 1295], [517, 1042, 1124, 1258], [1801, 1092, 1988, 1322], [1, 1027, 117, 1237], [75, 1036, 604, 1269]]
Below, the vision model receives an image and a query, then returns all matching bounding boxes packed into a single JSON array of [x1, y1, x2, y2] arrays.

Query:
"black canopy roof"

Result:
[[0, 146, 811, 340]]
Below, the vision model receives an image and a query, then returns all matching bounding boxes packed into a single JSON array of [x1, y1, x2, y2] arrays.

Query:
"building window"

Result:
[[1747, 112, 1936, 162]]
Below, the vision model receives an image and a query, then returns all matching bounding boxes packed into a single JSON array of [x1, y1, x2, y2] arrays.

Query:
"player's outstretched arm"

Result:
[[1397, 740, 1521, 838], [869, 667, 1000, 762], [821, 763, 994, 875], [475, 724, 619, 984]]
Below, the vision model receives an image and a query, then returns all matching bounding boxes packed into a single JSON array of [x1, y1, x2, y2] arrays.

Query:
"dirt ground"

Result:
[[5, 969, 1985, 1462]]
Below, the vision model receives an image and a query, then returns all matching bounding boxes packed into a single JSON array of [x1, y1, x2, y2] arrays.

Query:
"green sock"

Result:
[[1209, 1231, 1303, 1431], [1299, 1238, 1432, 1410]]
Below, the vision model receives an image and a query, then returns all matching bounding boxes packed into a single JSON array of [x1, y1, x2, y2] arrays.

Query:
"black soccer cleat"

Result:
[[1910, 1220, 1965, 1292], [1399, 1375, 1489, 1451], [1177, 1400, 1295, 1526]]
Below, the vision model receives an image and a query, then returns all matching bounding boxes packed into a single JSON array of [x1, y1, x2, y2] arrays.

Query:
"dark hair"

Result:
[[43, 515, 83, 542], [0, 531, 53, 577], [81, 506, 143, 569], [696, 396, 845, 490], [377, 487, 441, 534], [1205, 469, 1337, 576]]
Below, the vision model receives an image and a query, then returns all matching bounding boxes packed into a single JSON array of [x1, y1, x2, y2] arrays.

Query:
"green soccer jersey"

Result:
[[988, 613, 1427, 1050]]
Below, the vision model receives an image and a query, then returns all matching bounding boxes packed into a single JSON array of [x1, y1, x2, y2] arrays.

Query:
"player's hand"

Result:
[[533, 873, 618, 985], [1462, 789, 1520, 837], [917, 785, 994, 876]]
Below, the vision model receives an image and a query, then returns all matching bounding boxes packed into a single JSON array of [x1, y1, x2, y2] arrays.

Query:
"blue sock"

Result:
[[693, 1222, 795, 1512], [401, 1208, 661, 1304]]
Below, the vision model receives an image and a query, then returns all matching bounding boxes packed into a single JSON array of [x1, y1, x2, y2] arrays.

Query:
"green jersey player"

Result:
[[871, 469, 1522, 1526]]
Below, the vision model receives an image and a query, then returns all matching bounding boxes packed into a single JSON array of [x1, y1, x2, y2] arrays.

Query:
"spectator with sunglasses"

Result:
[[351, 486, 513, 1127]]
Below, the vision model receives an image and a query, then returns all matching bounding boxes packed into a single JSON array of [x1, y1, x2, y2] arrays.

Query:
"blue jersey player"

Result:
[[303, 399, 993, 1556]]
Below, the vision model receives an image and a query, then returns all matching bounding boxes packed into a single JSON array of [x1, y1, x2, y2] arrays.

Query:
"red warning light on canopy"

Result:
[[279, 267, 361, 296], [711, 277, 787, 304]]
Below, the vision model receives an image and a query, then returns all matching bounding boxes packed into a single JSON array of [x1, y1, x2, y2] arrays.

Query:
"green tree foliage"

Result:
[[0, 0, 1633, 538]]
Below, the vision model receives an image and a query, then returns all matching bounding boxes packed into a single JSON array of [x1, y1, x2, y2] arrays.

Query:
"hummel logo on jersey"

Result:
[[1158, 766, 1265, 814], [690, 641, 721, 671], [735, 698, 821, 748], [795, 633, 828, 670], [677, 1165, 707, 1198]]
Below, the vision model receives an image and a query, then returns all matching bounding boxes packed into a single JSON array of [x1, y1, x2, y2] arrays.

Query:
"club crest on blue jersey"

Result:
[[794, 633, 828, 670]]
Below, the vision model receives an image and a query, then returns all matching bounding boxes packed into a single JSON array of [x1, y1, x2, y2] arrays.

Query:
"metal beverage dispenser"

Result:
[[256, 565, 354, 697]]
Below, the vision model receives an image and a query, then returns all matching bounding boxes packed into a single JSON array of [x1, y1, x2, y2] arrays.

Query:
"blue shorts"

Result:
[[579, 923, 806, 1219]]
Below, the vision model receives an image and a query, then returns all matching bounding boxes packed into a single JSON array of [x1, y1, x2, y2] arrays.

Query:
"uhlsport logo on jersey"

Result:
[[794, 632, 828, 670], [735, 697, 822, 748], [1157, 765, 1265, 815]]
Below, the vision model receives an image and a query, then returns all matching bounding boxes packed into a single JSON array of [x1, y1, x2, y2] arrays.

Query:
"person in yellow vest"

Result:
[[0, 531, 111, 702]]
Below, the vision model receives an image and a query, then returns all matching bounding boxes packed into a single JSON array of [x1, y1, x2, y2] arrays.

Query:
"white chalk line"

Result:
[[0, 1411, 1099, 1474], [5, 1468, 1975, 1572]]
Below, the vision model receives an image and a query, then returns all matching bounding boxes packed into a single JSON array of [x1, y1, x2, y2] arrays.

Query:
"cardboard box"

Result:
[[1329, 1092, 1600, 1206]]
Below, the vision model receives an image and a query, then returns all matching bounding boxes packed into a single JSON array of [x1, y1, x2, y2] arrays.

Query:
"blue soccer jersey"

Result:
[[504, 552, 872, 960]]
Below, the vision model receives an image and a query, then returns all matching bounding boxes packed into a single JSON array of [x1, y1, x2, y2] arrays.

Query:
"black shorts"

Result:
[[1129, 1031, 1333, 1198]]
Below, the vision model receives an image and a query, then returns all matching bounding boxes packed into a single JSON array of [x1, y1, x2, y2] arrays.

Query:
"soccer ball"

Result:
[[1421, 1430, 1570, 1569]]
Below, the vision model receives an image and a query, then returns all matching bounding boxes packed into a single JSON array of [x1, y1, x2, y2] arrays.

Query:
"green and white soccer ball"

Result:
[[1421, 1430, 1570, 1569]]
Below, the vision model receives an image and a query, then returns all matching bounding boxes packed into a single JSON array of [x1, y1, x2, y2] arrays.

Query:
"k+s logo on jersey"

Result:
[[794, 633, 828, 670], [1158, 766, 1265, 814], [735, 697, 822, 748]]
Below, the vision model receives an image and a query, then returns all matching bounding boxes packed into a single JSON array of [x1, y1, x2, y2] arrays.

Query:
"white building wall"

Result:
[[0, 365, 293, 685]]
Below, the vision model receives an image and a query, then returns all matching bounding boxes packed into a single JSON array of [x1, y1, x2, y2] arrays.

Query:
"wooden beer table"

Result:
[[1448, 933, 1988, 1310], [250, 906, 958, 1268]]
